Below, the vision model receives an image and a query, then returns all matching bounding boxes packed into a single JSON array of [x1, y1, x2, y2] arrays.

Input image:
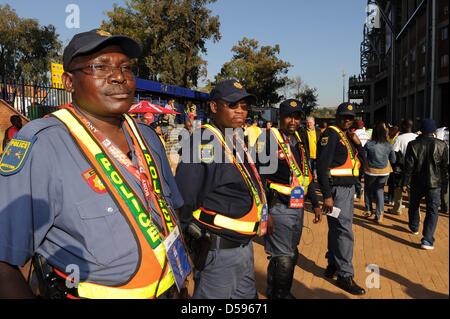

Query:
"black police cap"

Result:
[[279, 99, 304, 118], [336, 102, 356, 117], [210, 79, 256, 105], [63, 29, 142, 70]]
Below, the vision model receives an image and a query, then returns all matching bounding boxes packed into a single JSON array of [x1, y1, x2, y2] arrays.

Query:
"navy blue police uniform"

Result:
[[316, 102, 366, 295], [175, 80, 265, 299], [0, 30, 184, 299], [257, 99, 320, 299]]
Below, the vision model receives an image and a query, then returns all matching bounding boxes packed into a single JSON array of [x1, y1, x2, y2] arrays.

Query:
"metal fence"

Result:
[[0, 77, 209, 123], [0, 78, 71, 119]]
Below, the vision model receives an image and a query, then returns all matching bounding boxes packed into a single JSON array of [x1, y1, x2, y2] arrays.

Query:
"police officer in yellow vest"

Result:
[[0, 30, 188, 299], [317, 102, 366, 295], [176, 79, 268, 299], [257, 99, 322, 299]]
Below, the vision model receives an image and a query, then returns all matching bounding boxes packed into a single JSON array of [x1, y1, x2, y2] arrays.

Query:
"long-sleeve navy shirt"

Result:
[[317, 127, 365, 199]]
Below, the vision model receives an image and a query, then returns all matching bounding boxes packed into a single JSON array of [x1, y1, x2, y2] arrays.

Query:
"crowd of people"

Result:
[[0, 29, 448, 300]]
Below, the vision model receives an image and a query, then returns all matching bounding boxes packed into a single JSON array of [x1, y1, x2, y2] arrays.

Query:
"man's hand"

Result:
[[347, 131, 361, 145], [313, 207, 323, 224], [322, 197, 334, 215]]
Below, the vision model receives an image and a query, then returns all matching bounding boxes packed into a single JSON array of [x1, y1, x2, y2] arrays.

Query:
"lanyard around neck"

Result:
[[68, 106, 176, 237]]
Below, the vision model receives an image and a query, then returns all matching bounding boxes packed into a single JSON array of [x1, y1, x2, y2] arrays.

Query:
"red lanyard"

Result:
[[280, 131, 307, 187], [233, 134, 266, 199], [76, 112, 154, 211]]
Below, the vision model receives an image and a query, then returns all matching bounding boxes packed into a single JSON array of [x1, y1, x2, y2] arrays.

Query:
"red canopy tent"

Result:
[[128, 100, 180, 115]]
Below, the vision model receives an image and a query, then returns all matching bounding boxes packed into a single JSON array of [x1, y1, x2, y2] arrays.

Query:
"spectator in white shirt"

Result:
[[354, 120, 370, 147], [164, 99, 177, 128], [389, 119, 417, 215], [354, 120, 369, 199], [436, 126, 449, 214]]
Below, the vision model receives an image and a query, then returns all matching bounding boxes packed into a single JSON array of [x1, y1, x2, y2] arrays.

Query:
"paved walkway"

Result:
[[251, 192, 449, 299], [21, 190, 448, 299]]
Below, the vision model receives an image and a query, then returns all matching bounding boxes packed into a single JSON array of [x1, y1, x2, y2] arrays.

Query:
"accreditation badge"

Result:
[[257, 204, 269, 236], [163, 226, 191, 291], [289, 186, 304, 209]]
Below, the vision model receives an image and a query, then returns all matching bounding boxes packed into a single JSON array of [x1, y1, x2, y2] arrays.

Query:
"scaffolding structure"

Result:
[[349, 0, 449, 128]]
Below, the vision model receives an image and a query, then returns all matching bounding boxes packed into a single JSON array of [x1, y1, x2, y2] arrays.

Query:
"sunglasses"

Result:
[[217, 100, 250, 110]]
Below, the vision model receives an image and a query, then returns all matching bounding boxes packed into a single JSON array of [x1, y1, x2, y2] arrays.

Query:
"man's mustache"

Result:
[[104, 87, 132, 95]]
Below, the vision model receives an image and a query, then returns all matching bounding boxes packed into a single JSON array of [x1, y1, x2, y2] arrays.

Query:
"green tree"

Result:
[[0, 4, 61, 83], [296, 85, 318, 115], [102, 0, 221, 88], [215, 37, 292, 107], [288, 76, 304, 99], [312, 107, 335, 119]]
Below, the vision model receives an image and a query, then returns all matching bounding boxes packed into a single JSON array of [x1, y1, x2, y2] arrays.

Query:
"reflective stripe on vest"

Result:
[[77, 270, 174, 299], [53, 107, 174, 299], [192, 124, 264, 235], [193, 208, 259, 234], [269, 128, 312, 196], [269, 183, 292, 196], [328, 126, 360, 177]]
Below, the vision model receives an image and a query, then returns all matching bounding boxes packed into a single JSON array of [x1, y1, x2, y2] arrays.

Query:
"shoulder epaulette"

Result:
[[0, 117, 60, 176]]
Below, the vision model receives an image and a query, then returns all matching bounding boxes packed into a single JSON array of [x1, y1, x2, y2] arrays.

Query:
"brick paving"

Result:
[[19, 157, 448, 299], [134, 124, 449, 299], [251, 192, 449, 299]]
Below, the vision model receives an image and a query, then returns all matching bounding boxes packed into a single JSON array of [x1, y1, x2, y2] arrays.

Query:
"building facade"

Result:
[[349, 0, 449, 128]]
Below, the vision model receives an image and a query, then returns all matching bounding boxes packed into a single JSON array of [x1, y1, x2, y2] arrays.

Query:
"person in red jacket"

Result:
[[2, 115, 23, 150]]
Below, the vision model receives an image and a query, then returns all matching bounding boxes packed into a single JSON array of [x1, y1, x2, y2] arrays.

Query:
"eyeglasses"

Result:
[[68, 64, 135, 78]]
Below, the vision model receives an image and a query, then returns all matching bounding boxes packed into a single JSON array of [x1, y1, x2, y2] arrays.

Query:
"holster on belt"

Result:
[[32, 254, 78, 299], [184, 223, 211, 272], [268, 188, 279, 209], [190, 234, 211, 271]]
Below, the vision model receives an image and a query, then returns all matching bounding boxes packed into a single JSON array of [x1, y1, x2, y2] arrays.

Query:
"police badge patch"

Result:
[[82, 168, 107, 194], [256, 141, 265, 154], [199, 144, 214, 163], [0, 137, 36, 176], [277, 149, 286, 160], [320, 137, 329, 146]]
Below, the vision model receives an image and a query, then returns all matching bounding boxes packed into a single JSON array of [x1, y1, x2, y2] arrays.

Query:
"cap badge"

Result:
[[233, 82, 243, 89], [96, 30, 112, 37], [290, 101, 298, 107], [348, 105, 353, 111]]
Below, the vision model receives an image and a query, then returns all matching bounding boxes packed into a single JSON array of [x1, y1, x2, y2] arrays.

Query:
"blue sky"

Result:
[[1, 0, 367, 107]]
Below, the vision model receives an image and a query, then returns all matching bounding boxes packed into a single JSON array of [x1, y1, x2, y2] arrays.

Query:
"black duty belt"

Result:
[[208, 233, 249, 250], [32, 254, 179, 299]]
